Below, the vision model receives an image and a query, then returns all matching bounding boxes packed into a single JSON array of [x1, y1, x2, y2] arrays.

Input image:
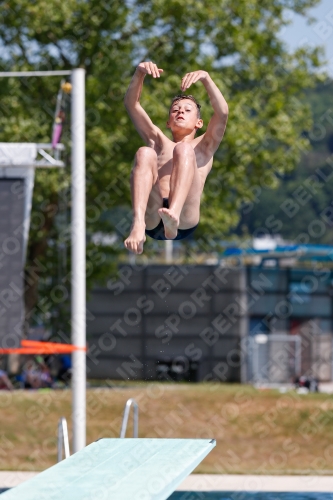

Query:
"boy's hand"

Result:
[[137, 62, 164, 78], [181, 70, 208, 91]]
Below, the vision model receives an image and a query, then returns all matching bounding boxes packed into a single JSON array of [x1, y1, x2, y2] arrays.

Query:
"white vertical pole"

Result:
[[239, 267, 248, 384], [165, 240, 173, 264], [71, 68, 86, 452]]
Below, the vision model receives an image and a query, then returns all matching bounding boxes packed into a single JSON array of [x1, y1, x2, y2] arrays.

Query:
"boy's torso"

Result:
[[151, 131, 213, 198]]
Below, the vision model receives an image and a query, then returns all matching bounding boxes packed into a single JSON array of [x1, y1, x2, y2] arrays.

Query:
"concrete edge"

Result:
[[0, 472, 38, 488], [1, 472, 333, 493], [176, 474, 333, 492]]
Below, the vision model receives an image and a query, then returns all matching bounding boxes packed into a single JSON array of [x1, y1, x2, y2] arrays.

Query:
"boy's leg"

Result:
[[124, 147, 162, 254], [159, 143, 201, 239]]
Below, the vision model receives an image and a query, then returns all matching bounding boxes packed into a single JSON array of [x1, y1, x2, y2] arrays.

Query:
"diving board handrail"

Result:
[[57, 417, 70, 462], [120, 398, 139, 438]]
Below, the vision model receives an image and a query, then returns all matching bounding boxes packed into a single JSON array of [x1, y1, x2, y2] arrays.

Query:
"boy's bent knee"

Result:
[[136, 147, 157, 163], [173, 143, 194, 157]]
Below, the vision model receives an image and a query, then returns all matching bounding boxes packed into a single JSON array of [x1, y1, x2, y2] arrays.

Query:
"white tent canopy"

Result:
[[0, 142, 65, 168], [0, 143, 37, 165], [0, 143, 64, 263]]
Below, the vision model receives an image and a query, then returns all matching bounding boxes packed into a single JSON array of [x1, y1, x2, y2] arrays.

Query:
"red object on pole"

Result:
[[0, 340, 86, 355]]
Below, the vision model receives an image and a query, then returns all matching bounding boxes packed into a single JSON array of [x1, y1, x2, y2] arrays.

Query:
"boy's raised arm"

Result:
[[181, 70, 229, 153], [124, 62, 164, 146]]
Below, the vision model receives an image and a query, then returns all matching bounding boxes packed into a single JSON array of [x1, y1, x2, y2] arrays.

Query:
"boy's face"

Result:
[[167, 99, 203, 134]]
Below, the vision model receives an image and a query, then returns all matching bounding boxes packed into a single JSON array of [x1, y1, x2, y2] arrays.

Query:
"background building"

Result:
[[87, 256, 333, 384]]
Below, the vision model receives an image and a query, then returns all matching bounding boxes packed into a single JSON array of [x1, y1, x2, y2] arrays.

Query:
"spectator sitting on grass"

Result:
[[23, 360, 40, 389], [0, 369, 14, 391], [39, 363, 53, 388], [58, 353, 72, 386], [23, 359, 54, 389]]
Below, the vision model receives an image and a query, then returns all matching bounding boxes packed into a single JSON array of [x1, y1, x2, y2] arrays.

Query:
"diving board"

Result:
[[1, 438, 215, 500]]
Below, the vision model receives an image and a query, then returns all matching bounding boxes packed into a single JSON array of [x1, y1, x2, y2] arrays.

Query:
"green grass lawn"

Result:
[[1, 383, 333, 474]]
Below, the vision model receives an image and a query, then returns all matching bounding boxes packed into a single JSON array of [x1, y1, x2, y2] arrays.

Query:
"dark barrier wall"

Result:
[[0, 179, 25, 350], [86, 263, 333, 383], [86, 265, 247, 382]]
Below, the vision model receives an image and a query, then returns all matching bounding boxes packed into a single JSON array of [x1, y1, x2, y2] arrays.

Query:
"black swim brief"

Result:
[[145, 198, 198, 241]]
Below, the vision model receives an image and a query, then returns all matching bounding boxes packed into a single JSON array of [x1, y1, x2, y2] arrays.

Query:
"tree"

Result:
[[236, 79, 333, 244], [0, 0, 324, 333]]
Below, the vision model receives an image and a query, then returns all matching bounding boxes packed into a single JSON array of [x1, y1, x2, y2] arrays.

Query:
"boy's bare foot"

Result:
[[124, 224, 146, 254], [158, 208, 179, 239]]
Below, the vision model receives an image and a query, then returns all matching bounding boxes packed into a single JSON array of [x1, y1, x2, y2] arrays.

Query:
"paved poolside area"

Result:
[[177, 474, 333, 492], [0, 472, 38, 488], [1, 472, 333, 492]]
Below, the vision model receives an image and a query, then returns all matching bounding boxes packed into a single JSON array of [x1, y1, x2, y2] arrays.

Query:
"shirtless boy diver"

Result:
[[124, 61, 228, 254]]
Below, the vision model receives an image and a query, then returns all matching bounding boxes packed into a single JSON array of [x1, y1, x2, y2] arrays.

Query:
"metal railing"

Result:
[[120, 398, 139, 438], [57, 417, 70, 462]]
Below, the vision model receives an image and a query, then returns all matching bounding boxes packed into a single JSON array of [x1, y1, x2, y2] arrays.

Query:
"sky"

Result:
[[280, 0, 333, 75]]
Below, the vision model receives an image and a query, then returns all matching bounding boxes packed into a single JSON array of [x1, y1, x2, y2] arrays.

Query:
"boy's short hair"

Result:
[[170, 95, 201, 118]]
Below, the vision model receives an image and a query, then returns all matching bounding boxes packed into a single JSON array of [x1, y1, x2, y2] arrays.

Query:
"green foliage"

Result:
[[237, 80, 333, 243], [0, 0, 324, 331]]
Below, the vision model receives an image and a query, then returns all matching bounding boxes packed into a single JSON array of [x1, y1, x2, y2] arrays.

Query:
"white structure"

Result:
[[248, 334, 301, 385], [0, 143, 65, 262], [70, 68, 86, 452], [0, 69, 86, 453]]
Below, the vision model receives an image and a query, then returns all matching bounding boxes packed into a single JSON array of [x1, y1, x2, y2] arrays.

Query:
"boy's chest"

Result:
[[156, 139, 209, 171]]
